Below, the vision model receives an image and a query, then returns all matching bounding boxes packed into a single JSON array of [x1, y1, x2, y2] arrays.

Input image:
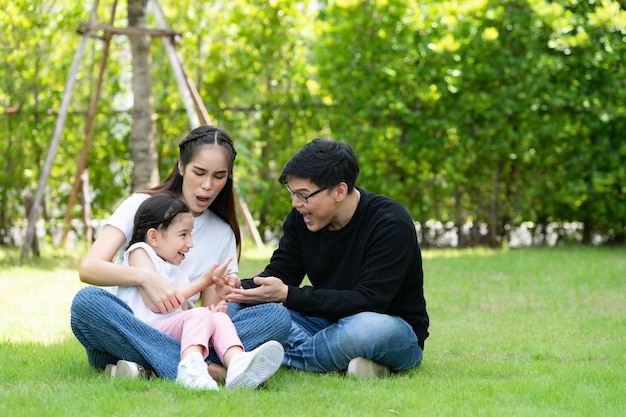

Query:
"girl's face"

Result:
[[153, 212, 194, 265], [179, 145, 230, 216]]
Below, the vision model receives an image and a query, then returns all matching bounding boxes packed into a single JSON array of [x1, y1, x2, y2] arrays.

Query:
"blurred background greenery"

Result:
[[1, 0, 625, 252]]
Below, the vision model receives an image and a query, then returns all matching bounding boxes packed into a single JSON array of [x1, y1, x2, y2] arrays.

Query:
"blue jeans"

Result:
[[70, 287, 291, 380], [282, 310, 422, 373]]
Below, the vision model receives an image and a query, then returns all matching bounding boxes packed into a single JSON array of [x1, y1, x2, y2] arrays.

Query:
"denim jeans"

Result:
[[282, 310, 422, 373], [71, 287, 291, 379]]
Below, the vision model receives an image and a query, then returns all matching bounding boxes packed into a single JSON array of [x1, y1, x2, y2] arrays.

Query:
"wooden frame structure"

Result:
[[20, 0, 263, 262]]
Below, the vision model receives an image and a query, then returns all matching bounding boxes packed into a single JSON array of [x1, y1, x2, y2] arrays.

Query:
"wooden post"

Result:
[[24, 0, 265, 259], [150, 0, 202, 128], [20, 0, 101, 263], [24, 194, 40, 257], [60, 0, 118, 247], [81, 169, 94, 245], [234, 189, 264, 248]]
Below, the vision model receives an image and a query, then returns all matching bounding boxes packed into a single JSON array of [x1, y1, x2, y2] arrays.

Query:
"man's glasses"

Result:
[[283, 184, 328, 204]]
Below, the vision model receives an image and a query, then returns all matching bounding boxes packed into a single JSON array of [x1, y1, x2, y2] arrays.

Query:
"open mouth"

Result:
[[196, 195, 210, 206]]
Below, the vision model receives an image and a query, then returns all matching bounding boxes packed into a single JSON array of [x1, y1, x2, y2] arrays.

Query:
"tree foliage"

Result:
[[1, 0, 624, 248]]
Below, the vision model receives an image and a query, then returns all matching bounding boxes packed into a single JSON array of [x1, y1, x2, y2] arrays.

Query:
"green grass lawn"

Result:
[[1, 244, 624, 416]]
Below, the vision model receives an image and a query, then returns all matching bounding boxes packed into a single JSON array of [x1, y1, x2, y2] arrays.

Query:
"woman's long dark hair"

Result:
[[140, 125, 241, 258]]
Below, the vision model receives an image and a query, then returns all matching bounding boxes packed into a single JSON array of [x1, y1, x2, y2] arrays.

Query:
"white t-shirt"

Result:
[[106, 193, 239, 306], [118, 242, 189, 324]]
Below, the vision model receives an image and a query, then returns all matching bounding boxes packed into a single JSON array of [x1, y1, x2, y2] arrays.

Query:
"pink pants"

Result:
[[151, 308, 242, 363]]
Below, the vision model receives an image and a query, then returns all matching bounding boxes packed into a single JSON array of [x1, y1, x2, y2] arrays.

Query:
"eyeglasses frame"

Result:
[[283, 184, 328, 204]]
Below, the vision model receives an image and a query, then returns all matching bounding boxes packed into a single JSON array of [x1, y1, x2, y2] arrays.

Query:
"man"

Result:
[[223, 139, 429, 377]]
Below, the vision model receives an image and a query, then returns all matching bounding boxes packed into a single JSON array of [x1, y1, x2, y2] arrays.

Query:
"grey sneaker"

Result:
[[105, 360, 147, 379], [347, 357, 390, 378], [104, 363, 117, 377], [225, 340, 284, 389], [176, 352, 219, 391]]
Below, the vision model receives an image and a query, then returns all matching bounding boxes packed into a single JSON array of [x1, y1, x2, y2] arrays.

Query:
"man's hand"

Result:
[[225, 276, 288, 305]]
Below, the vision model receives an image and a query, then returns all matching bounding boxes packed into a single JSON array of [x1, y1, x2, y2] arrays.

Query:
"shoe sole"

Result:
[[226, 341, 284, 389]]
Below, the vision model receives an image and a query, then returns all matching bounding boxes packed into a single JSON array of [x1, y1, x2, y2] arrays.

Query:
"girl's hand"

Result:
[[198, 257, 233, 289], [225, 273, 241, 289], [208, 300, 228, 313], [212, 273, 241, 299]]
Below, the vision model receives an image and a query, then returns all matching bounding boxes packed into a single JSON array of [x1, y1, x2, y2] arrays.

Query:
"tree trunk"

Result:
[[128, 0, 158, 191]]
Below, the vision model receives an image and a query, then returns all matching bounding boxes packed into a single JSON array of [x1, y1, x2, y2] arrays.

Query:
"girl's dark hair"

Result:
[[128, 193, 190, 249], [279, 139, 360, 192], [140, 125, 241, 258]]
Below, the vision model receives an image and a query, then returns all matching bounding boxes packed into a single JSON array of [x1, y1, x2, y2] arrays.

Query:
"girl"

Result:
[[70, 125, 291, 381], [117, 193, 283, 390]]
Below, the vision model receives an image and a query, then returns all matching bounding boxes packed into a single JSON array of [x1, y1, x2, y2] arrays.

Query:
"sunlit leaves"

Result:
[[1, 0, 624, 246]]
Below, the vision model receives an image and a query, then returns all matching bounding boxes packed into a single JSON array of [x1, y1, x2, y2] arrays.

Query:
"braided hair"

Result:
[[128, 193, 190, 249], [141, 125, 241, 258]]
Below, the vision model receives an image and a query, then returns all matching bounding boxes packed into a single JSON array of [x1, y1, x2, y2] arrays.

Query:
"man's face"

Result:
[[285, 177, 336, 232]]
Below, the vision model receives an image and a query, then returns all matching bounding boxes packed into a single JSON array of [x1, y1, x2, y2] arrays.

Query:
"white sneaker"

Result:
[[176, 352, 219, 391], [225, 341, 284, 389], [347, 357, 390, 378], [105, 360, 147, 379]]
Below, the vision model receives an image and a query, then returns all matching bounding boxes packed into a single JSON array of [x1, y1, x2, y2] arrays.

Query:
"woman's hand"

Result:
[[79, 224, 185, 313], [139, 269, 187, 314], [126, 244, 186, 314]]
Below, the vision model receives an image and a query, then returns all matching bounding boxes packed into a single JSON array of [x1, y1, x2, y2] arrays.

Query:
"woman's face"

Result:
[[179, 145, 230, 216]]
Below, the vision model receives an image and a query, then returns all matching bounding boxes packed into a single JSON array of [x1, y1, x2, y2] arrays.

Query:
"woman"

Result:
[[70, 125, 291, 381]]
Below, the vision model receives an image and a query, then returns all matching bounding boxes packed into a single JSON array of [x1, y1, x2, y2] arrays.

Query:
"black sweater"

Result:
[[242, 188, 429, 348]]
